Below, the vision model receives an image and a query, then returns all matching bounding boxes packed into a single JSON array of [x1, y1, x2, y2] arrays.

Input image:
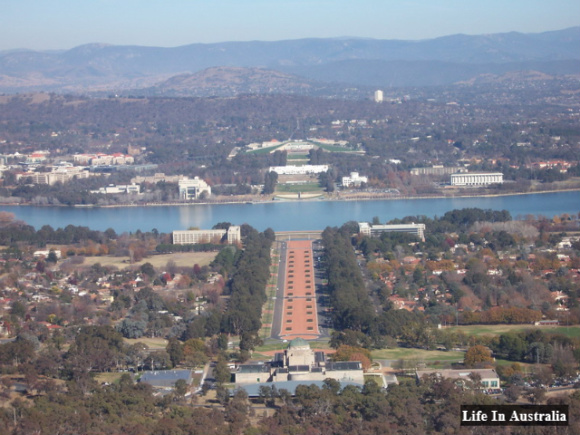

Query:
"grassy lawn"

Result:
[[124, 337, 168, 349], [255, 339, 331, 354], [371, 348, 464, 363], [315, 144, 359, 153], [275, 183, 323, 193], [94, 372, 126, 384], [287, 154, 309, 160], [446, 324, 580, 338], [247, 145, 284, 154], [259, 246, 281, 339], [81, 251, 217, 269]]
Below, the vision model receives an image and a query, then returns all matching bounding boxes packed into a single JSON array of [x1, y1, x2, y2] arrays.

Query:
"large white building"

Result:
[[178, 177, 212, 200], [374, 90, 384, 103], [172, 225, 241, 245], [30, 166, 91, 185], [235, 338, 365, 386], [359, 222, 426, 242], [269, 165, 329, 175], [451, 172, 503, 186], [91, 183, 140, 194], [342, 172, 368, 187]]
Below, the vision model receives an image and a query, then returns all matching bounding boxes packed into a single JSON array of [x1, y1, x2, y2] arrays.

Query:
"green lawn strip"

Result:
[[371, 348, 464, 362], [315, 144, 358, 153], [247, 145, 285, 154], [276, 183, 323, 193], [446, 324, 580, 337], [259, 248, 280, 339], [494, 358, 535, 370], [255, 339, 331, 354]]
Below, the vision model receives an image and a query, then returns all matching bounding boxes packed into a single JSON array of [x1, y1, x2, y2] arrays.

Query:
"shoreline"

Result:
[[0, 187, 579, 209]]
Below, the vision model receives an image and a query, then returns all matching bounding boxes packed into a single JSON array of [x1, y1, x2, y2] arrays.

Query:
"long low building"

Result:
[[416, 368, 500, 390], [173, 225, 241, 245], [269, 165, 329, 175], [451, 172, 503, 186], [358, 222, 426, 242]]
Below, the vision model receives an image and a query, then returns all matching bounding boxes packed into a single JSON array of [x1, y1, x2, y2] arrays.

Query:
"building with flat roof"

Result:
[[235, 338, 364, 386], [139, 370, 192, 389], [178, 177, 211, 200], [269, 165, 329, 175], [410, 166, 468, 176], [172, 225, 241, 245], [342, 172, 368, 187], [416, 369, 500, 390], [358, 222, 426, 242], [450, 172, 503, 186]]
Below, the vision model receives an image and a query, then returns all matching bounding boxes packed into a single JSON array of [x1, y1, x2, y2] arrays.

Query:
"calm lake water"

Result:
[[1, 191, 579, 234]]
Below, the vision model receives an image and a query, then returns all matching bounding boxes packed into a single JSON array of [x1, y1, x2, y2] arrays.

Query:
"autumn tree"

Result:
[[464, 345, 494, 368]]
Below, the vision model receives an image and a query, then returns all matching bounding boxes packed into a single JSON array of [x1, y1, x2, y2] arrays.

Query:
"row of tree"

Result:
[[322, 226, 375, 332]]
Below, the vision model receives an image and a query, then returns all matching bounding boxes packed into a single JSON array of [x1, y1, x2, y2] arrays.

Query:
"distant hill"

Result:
[[146, 67, 320, 97], [0, 27, 578, 94]]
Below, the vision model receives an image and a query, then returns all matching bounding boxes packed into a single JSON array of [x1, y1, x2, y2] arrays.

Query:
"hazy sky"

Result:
[[1, 0, 579, 51]]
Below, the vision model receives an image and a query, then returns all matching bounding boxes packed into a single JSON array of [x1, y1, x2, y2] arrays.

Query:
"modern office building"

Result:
[[374, 90, 384, 103], [410, 166, 468, 176], [172, 225, 241, 245], [450, 172, 503, 186], [358, 222, 426, 242], [178, 176, 212, 200]]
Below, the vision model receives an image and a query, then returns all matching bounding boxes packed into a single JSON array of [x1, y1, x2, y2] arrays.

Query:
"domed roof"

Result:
[[288, 337, 310, 349]]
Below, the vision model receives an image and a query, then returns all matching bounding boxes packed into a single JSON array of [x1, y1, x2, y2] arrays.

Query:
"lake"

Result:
[[1, 191, 579, 233]]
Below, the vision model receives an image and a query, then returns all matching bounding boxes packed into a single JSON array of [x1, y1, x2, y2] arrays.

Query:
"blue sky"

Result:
[[1, 0, 579, 51]]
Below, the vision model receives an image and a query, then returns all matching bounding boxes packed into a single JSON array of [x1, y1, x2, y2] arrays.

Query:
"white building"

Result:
[[359, 222, 426, 242], [30, 166, 91, 185], [91, 183, 140, 194], [374, 90, 384, 103], [269, 165, 329, 175], [178, 177, 211, 200], [450, 172, 503, 186], [172, 225, 241, 245], [342, 172, 368, 187]]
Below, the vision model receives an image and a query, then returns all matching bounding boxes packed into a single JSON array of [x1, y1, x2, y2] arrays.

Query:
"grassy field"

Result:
[[275, 183, 323, 193], [255, 340, 331, 354], [247, 145, 284, 154], [81, 251, 217, 270], [124, 337, 168, 349], [446, 324, 580, 338], [94, 372, 125, 384], [287, 154, 309, 160], [371, 348, 464, 363]]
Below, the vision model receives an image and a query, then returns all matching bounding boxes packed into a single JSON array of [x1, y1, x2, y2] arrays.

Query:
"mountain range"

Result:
[[0, 27, 578, 95]]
